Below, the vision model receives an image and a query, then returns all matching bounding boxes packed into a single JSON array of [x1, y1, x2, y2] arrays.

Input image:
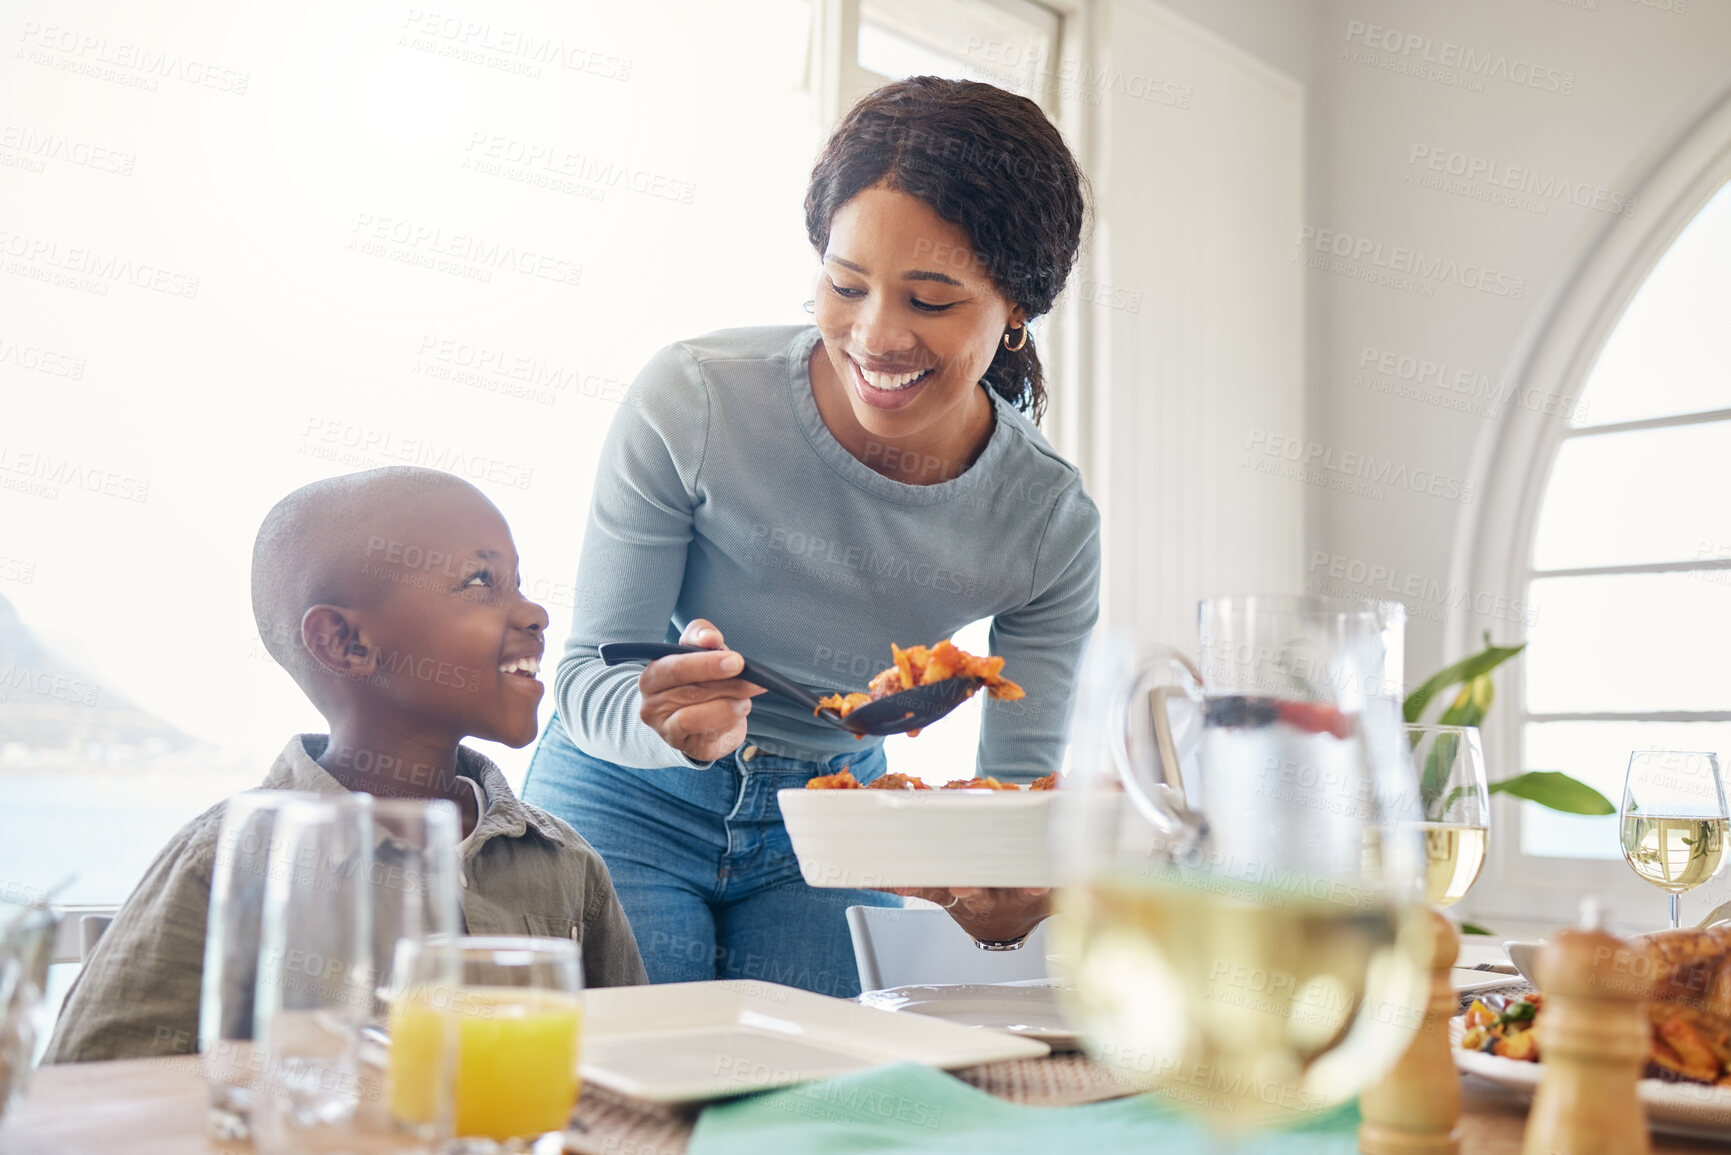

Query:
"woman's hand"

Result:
[[889, 887, 1053, 946], [637, 619, 766, 763]]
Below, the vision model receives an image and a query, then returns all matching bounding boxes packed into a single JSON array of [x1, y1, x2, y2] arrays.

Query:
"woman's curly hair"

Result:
[[805, 77, 1087, 424]]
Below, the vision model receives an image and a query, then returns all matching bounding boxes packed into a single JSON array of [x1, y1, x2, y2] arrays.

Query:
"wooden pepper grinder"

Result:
[[1521, 906, 1653, 1155], [1359, 907, 1461, 1154]]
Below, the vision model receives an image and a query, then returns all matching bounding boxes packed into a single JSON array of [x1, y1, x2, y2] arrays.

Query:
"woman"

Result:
[[522, 77, 1098, 997]]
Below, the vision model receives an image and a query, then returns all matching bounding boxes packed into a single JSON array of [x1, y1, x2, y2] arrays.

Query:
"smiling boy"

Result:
[[45, 467, 645, 1063]]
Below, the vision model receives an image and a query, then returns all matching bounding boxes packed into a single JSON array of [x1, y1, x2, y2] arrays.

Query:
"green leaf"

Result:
[[1459, 922, 1493, 935], [1437, 674, 1494, 729], [1403, 643, 1526, 724], [1420, 731, 1462, 808], [1498, 1000, 1537, 1024], [1491, 771, 1615, 815]]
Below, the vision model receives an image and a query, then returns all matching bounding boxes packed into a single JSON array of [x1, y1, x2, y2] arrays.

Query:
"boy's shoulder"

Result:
[[150, 795, 238, 882]]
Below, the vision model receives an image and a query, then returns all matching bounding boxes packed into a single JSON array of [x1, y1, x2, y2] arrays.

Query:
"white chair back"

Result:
[[846, 905, 1054, 991], [47, 906, 121, 966]]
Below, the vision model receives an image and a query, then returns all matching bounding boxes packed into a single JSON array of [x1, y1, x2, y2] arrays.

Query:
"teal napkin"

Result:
[[688, 1063, 1361, 1155]]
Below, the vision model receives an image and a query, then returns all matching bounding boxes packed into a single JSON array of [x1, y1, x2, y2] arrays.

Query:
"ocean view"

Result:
[[3, 767, 257, 907]]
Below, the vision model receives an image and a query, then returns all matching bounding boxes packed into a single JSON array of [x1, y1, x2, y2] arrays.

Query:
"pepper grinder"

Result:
[[1521, 904, 1653, 1155], [1358, 907, 1461, 1154]]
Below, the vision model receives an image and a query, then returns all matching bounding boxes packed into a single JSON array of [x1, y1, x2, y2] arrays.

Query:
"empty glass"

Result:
[[201, 790, 314, 1143], [1619, 750, 1729, 928], [245, 793, 462, 1154]]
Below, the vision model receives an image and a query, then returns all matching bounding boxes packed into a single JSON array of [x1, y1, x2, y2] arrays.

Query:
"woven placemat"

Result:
[[565, 1083, 697, 1155], [560, 1052, 1142, 1154], [953, 1051, 1147, 1105], [1458, 980, 1535, 1017]]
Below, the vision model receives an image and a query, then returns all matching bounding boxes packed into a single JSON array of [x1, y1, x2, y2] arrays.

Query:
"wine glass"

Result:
[[1620, 750, 1729, 929], [1053, 598, 1431, 1141], [390, 936, 584, 1152], [1406, 725, 1490, 908]]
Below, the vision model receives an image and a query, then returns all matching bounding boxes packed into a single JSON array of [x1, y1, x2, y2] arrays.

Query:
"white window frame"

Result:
[[809, 0, 1094, 471], [1459, 75, 1731, 931], [803, 0, 1097, 782]]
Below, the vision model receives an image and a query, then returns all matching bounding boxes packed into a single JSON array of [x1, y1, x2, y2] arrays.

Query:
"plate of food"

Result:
[[780, 770, 1059, 889], [1452, 924, 1731, 1140], [780, 640, 1062, 888]]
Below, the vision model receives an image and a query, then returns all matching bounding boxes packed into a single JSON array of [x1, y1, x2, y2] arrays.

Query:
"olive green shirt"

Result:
[[44, 735, 646, 1064]]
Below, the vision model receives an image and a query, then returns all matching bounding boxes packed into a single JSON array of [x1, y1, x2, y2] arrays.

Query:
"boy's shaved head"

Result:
[[251, 467, 481, 690]]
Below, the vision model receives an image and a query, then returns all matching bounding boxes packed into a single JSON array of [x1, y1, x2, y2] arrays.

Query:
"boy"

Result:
[[45, 467, 645, 1063]]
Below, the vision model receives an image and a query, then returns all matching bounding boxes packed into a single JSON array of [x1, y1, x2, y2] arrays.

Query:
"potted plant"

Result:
[[1404, 633, 1613, 933]]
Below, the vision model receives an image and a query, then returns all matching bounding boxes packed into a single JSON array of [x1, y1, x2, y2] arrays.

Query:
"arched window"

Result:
[[1524, 181, 1731, 868], [1468, 88, 1731, 925]]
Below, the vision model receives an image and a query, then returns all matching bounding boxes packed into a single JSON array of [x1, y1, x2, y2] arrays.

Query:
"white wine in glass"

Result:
[[1619, 751, 1730, 929], [1419, 823, 1488, 907], [1406, 725, 1490, 909]]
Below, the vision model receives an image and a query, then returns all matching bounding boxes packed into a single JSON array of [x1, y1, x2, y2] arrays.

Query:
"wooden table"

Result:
[[3, 1057, 1728, 1153]]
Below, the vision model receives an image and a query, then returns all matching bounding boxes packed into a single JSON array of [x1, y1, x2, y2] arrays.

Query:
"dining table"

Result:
[[3, 1051, 1727, 1155]]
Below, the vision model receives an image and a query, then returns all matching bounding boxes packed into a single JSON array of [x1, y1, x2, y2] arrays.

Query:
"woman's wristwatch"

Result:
[[973, 932, 1032, 951]]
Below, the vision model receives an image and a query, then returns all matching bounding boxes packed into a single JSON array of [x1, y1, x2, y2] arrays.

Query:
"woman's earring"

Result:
[[1002, 324, 1028, 352], [802, 300, 815, 314]]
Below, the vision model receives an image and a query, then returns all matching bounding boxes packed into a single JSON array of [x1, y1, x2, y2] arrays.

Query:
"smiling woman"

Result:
[[520, 77, 1100, 996]]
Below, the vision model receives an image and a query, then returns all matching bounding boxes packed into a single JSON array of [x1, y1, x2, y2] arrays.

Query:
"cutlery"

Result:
[[598, 642, 980, 737]]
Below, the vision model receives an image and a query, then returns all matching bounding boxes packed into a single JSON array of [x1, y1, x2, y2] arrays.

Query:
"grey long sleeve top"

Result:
[[556, 325, 1101, 781]]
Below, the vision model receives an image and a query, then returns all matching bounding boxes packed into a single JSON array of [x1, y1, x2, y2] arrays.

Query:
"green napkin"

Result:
[[688, 1063, 1361, 1155]]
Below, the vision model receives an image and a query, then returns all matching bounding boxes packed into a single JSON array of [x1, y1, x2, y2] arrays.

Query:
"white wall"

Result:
[[1306, 0, 1731, 684], [1085, 0, 1307, 647], [1116, 0, 1731, 927], [1145, 0, 1731, 680]]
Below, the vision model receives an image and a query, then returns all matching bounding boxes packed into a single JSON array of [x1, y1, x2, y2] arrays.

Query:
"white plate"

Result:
[[581, 980, 1050, 1104], [779, 787, 1055, 888], [1452, 1018, 1731, 1141], [1451, 968, 1525, 995], [858, 982, 1082, 1050]]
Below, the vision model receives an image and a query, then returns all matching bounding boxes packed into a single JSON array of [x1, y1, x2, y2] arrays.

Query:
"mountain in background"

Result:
[[0, 590, 204, 759]]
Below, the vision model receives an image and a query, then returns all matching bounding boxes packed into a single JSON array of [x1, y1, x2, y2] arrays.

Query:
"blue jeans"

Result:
[[522, 719, 900, 999]]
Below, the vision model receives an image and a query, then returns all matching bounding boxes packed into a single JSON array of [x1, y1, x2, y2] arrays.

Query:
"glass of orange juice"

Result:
[[390, 936, 583, 1151]]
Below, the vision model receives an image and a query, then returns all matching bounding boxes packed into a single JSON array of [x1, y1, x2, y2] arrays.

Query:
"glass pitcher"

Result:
[[1053, 595, 1429, 1133]]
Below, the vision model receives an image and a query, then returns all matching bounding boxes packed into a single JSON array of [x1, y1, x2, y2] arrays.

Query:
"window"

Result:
[[0, 2, 825, 909], [834, 0, 1070, 785], [858, 0, 1061, 109], [1508, 180, 1731, 904]]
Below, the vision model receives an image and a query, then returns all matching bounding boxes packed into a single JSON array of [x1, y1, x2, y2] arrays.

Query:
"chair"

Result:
[[47, 907, 121, 966], [846, 905, 1054, 992], [78, 914, 115, 963]]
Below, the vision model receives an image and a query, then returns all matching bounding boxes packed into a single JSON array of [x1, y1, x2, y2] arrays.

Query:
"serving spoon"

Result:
[[598, 642, 982, 737]]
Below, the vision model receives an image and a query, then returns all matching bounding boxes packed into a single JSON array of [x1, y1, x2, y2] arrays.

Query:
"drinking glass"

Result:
[[1619, 750, 1729, 928], [1053, 596, 1431, 1141], [201, 790, 315, 1143], [366, 798, 463, 1144], [1406, 725, 1490, 908], [390, 936, 584, 1153], [247, 794, 462, 1153], [250, 796, 376, 1153]]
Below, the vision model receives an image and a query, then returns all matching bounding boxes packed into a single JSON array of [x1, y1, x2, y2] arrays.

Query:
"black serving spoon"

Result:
[[598, 642, 982, 738]]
